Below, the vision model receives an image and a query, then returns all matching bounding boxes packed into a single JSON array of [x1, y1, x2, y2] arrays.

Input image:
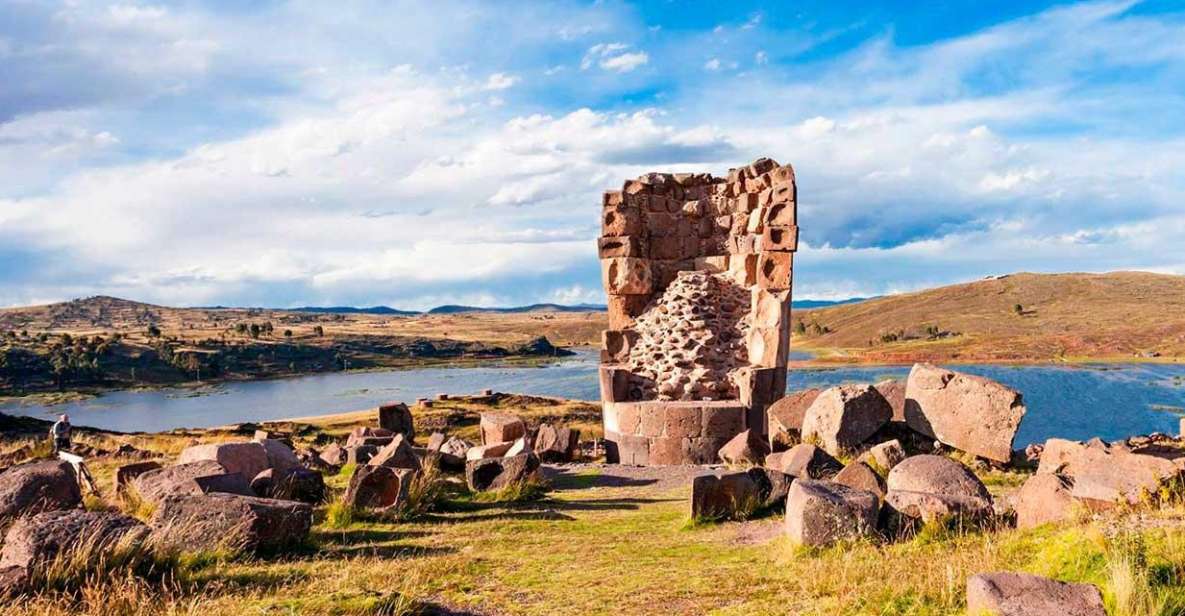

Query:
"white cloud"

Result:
[[484, 73, 520, 91], [704, 58, 721, 71], [581, 42, 648, 73]]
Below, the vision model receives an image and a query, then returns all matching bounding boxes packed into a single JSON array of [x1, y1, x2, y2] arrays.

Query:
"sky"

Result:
[[1, 0, 1184, 310]]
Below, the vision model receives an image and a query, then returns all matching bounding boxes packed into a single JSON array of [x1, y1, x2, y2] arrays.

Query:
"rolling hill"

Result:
[[791, 271, 1185, 363]]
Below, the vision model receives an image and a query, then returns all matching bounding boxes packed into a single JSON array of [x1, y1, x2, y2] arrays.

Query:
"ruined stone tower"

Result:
[[598, 157, 798, 465]]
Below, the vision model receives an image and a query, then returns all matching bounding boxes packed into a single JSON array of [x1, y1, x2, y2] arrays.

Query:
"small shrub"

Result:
[[469, 476, 549, 504], [323, 500, 358, 529]]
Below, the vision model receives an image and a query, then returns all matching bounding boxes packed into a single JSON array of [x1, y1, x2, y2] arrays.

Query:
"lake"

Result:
[[3, 349, 1184, 448]]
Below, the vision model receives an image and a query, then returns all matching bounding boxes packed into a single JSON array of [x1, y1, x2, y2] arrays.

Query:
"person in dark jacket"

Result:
[[50, 414, 72, 454]]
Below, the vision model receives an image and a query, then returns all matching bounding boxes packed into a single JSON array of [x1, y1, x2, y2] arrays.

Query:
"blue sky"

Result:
[[1, 0, 1184, 310]]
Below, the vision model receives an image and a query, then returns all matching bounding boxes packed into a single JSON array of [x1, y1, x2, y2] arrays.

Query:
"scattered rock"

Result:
[[368, 434, 421, 471], [690, 471, 761, 520], [150, 493, 312, 553], [257, 439, 300, 474], [343, 465, 415, 511], [345, 444, 379, 465], [801, 384, 892, 455], [250, 467, 326, 504], [114, 461, 162, 495], [345, 427, 394, 448], [130, 460, 251, 506], [886, 455, 991, 502], [534, 424, 580, 463], [480, 413, 526, 445], [784, 480, 880, 547], [745, 467, 793, 510], [465, 453, 540, 492], [864, 439, 907, 472], [1014, 473, 1075, 530], [319, 443, 346, 467], [0, 460, 81, 533], [378, 402, 415, 443], [0, 510, 147, 593], [177, 442, 270, 481], [966, 572, 1105, 616], [874, 379, 907, 422], [466, 441, 513, 461], [834, 462, 886, 500], [904, 364, 1026, 463], [1037, 438, 1182, 505], [718, 429, 771, 466], [774, 444, 842, 479], [506, 435, 532, 457], [438, 436, 472, 471], [766, 389, 822, 450], [884, 490, 993, 526]]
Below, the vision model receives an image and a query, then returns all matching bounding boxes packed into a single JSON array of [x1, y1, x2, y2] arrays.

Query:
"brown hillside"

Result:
[[792, 271, 1185, 363]]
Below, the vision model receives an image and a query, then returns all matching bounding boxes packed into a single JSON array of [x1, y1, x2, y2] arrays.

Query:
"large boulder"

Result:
[[1037, 438, 1182, 505], [885, 455, 992, 526], [690, 471, 762, 520], [466, 441, 513, 461], [177, 442, 270, 481], [343, 465, 415, 511], [886, 455, 990, 501], [465, 453, 539, 492], [766, 388, 822, 450], [801, 385, 892, 455], [904, 364, 1026, 463], [0, 510, 147, 592], [378, 402, 415, 443], [771, 444, 842, 480], [256, 439, 300, 474], [130, 460, 252, 506], [480, 413, 526, 445], [1014, 473, 1075, 529], [150, 493, 312, 552], [0, 461, 81, 533], [368, 434, 421, 471], [718, 429, 771, 466], [746, 467, 794, 510], [784, 480, 879, 547], [250, 467, 326, 504], [966, 572, 1105, 616], [534, 424, 580, 463]]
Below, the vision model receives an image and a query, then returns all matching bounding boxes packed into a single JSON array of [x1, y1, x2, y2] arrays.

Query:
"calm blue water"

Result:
[[3, 349, 1184, 447]]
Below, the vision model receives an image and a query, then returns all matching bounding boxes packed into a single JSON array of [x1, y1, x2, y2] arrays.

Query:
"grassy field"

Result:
[[3, 399, 1185, 615], [792, 271, 1185, 364]]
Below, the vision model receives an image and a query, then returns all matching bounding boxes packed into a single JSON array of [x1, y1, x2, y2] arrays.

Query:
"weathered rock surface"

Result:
[[690, 471, 761, 520], [250, 467, 326, 504], [345, 444, 379, 465], [884, 490, 993, 525], [874, 379, 907, 422], [0, 510, 147, 591], [437, 436, 472, 471], [1014, 473, 1075, 529], [766, 388, 822, 450], [773, 444, 842, 479], [1036, 438, 1182, 505], [318, 443, 346, 467], [801, 385, 892, 455], [480, 413, 526, 445], [151, 493, 312, 552], [177, 441, 270, 481], [834, 462, 886, 500], [378, 402, 415, 443], [0, 460, 81, 532], [130, 460, 251, 505], [465, 453, 539, 492], [114, 461, 161, 495], [718, 429, 771, 466], [256, 439, 300, 474], [784, 480, 879, 547], [343, 465, 415, 510], [746, 467, 794, 510], [904, 364, 1026, 463], [966, 572, 1105, 616], [886, 455, 991, 502], [863, 439, 906, 472], [368, 434, 421, 471], [466, 441, 514, 461], [534, 424, 580, 463]]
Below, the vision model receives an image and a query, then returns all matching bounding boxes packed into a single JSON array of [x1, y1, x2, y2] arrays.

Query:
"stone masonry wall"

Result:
[[598, 157, 799, 465]]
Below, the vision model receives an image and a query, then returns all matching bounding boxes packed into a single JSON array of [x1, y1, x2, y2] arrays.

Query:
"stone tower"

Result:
[[597, 157, 798, 465]]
